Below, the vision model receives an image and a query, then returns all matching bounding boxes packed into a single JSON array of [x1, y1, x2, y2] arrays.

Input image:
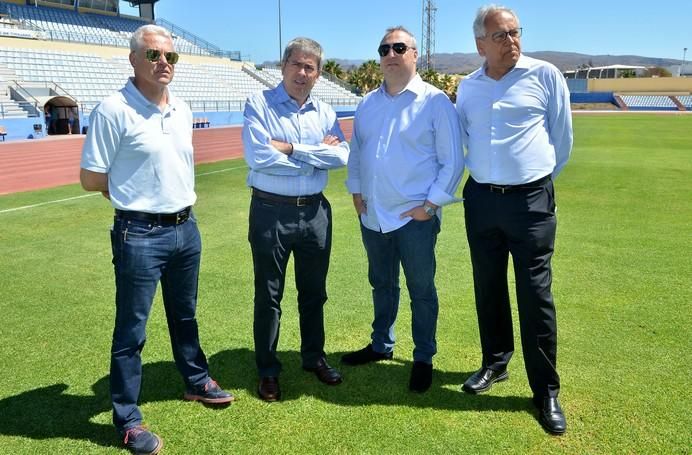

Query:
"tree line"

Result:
[[323, 59, 460, 101]]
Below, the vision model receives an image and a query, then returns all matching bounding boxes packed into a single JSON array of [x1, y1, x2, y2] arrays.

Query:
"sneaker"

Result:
[[409, 361, 433, 393], [184, 378, 235, 404], [122, 425, 163, 455], [341, 343, 393, 365]]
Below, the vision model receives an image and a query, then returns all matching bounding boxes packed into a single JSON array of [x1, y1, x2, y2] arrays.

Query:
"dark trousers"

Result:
[[110, 213, 210, 432], [463, 177, 560, 398], [248, 195, 332, 377]]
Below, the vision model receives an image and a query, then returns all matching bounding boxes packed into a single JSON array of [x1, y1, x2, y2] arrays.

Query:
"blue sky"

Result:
[[120, 1, 691, 63]]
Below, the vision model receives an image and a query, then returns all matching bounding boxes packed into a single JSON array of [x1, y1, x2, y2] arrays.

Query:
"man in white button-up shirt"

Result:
[[455, 5, 572, 435], [343, 26, 464, 393]]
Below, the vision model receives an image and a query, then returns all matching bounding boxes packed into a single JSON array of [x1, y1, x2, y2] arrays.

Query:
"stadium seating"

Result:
[[0, 45, 363, 118], [619, 95, 678, 111], [3, 3, 209, 55], [677, 95, 692, 109], [0, 1, 362, 124], [253, 66, 361, 105]]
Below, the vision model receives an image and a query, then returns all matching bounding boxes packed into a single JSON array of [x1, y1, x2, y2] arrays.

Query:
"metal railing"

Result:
[[156, 18, 241, 60], [7, 81, 42, 117], [186, 99, 245, 112], [241, 63, 274, 87]]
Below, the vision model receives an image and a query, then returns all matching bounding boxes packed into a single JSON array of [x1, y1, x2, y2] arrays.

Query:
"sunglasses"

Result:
[[377, 42, 413, 57], [144, 49, 180, 64]]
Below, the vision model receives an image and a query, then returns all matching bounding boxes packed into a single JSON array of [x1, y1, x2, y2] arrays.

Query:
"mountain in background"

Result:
[[318, 52, 682, 74]]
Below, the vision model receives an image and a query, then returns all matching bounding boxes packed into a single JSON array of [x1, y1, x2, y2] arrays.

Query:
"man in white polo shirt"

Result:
[[80, 24, 233, 455]]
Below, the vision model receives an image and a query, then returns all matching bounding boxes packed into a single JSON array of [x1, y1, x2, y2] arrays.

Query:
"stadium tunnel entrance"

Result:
[[42, 96, 80, 136]]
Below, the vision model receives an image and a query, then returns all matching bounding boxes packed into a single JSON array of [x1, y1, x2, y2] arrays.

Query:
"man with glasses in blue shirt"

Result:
[[80, 24, 234, 455], [456, 5, 573, 435], [243, 37, 349, 402], [342, 26, 463, 393]]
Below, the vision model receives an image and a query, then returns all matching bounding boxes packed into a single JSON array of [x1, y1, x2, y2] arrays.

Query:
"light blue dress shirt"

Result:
[[242, 82, 349, 196], [346, 74, 464, 233], [456, 55, 573, 185], [80, 78, 196, 213]]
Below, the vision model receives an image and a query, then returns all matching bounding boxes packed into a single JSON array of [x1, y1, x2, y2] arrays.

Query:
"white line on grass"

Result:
[[0, 164, 248, 214], [0, 193, 99, 213]]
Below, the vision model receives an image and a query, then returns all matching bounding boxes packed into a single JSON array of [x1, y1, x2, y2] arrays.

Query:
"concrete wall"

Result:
[[589, 77, 692, 94]]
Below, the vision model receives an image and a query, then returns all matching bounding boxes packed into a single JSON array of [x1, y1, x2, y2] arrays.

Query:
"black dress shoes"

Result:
[[341, 343, 393, 365], [409, 361, 433, 393], [534, 396, 567, 435], [258, 376, 281, 402], [462, 367, 509, 394], [303, 357, 343, 385]]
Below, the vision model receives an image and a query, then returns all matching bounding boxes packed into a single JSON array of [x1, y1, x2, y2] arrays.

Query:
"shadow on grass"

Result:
[[0, 361, 223, 449], [208, 348, 535, 414], [0, 348, 535, 448]]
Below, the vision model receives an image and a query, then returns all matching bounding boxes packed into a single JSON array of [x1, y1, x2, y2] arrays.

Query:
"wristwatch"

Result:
[[423, 204, 436, 217]]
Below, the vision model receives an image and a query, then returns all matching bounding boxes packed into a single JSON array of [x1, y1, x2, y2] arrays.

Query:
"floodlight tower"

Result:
[[126, 0, 159, 21], [682, 47, 688, 77], [278, 0, 283, 62], [420, 0, 437, 71]]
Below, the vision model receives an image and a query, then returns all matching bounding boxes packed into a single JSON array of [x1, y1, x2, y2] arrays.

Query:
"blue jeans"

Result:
[[109, 212, 210, 432], [360, 217, 440, 364]]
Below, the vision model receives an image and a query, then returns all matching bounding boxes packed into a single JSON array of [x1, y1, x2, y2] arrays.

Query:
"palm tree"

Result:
[[323, 59, 345, 80], [348, 60, 383, 94]]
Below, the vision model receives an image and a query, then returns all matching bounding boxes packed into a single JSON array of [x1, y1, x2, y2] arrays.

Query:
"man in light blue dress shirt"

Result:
[[455, 5, 573, 435], [242, 37, 349, 402], [342, 26, 464, 393]]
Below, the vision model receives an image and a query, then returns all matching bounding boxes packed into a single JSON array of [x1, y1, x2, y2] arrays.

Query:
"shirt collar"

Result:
[[124, 77, 177, 112], [379, 73, 425, 97], [471, 54, 529, 80], [275, 82, 316, 110]]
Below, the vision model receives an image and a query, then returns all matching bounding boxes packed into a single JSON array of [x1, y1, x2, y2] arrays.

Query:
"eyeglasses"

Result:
[[488, 28, 522, 43], [144, 49, 179, 64], [377, 42, 414, 57]]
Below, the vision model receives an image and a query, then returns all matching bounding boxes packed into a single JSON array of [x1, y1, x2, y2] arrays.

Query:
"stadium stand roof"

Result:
[[564, 65, 647, 79]]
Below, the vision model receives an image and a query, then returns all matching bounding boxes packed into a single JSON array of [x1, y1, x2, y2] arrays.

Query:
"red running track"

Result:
[[0, 119, 353, 195]]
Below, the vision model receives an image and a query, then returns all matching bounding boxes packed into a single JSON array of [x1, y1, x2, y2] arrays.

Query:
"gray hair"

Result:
[[281, 37, 324, 71], [473, 4, 520, 38], [381, 26, 417, 49], [130, 24, 174, 52]]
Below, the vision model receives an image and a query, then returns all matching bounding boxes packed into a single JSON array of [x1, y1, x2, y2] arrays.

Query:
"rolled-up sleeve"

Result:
[[427, 95, 465, 206], [242, 95, 311, 176], [292, 112, 349, 169], [345, 118, 362, 194]]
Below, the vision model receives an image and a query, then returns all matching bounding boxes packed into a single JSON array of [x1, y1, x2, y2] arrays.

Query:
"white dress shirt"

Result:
[[346, 74, 464, 233], [456, 55, 573, 185]]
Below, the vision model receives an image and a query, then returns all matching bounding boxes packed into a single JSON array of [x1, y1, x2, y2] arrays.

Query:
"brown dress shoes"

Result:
[[258, 376, 281, 402]]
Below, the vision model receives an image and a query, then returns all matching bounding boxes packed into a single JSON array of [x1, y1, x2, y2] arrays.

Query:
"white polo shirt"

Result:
[[80, 78, 196, 213]]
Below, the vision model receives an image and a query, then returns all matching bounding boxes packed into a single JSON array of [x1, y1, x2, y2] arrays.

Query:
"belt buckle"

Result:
[[489, 184, 506, 194], [176, 210, 188, 224], [296, 196, 307, 207]]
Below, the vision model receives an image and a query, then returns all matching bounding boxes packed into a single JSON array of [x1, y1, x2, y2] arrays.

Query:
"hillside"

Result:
[[322, 52, 682, 75]]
